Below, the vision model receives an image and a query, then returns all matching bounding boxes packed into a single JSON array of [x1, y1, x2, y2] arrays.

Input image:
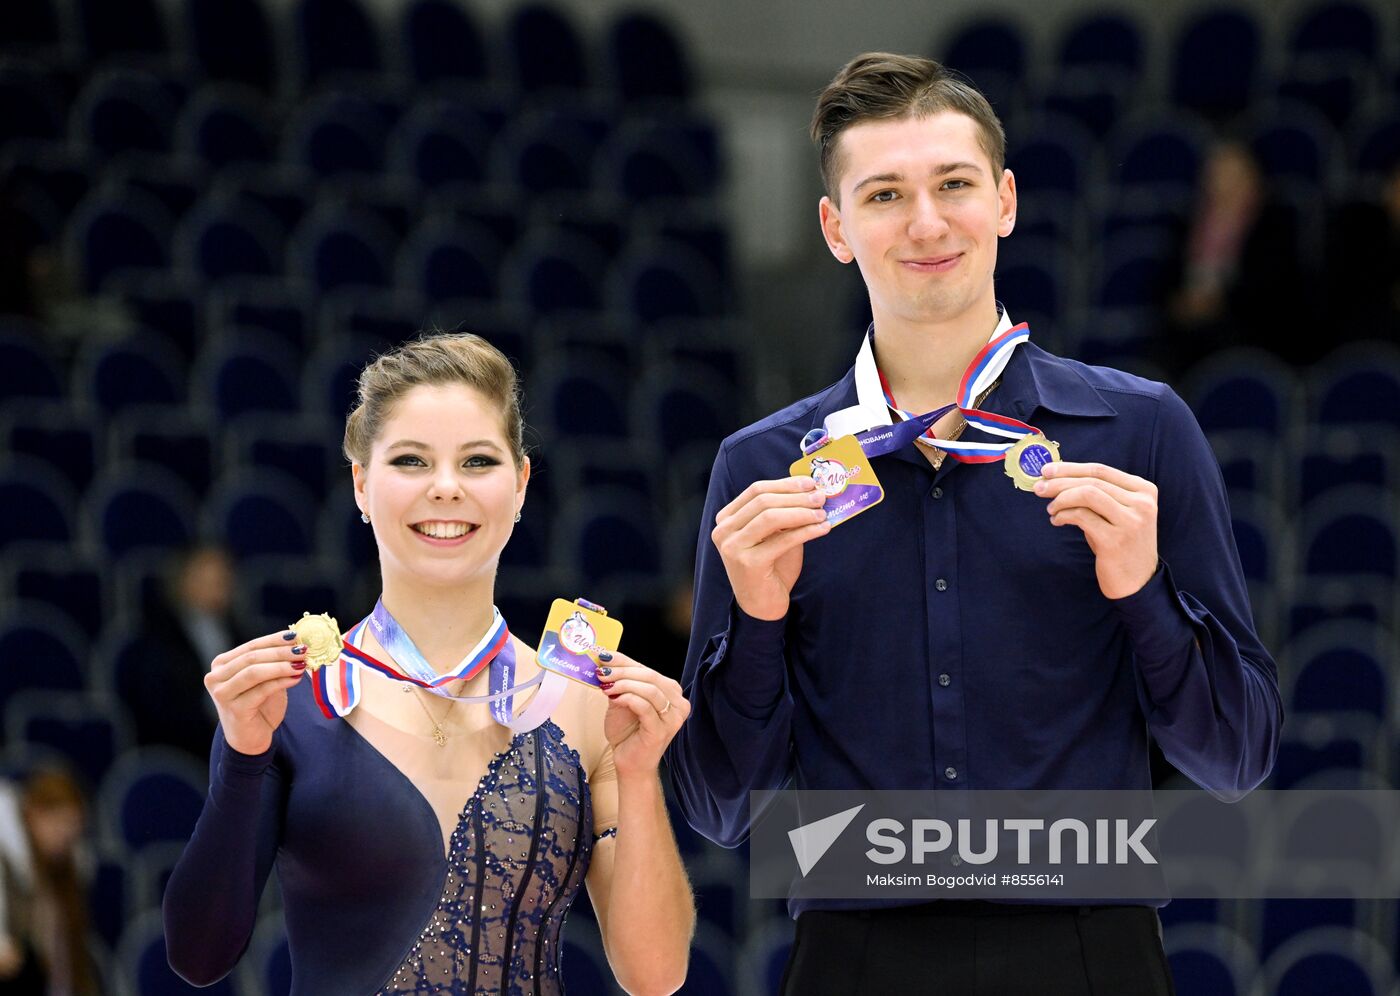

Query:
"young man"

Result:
[[667, 53, 1281, 994]]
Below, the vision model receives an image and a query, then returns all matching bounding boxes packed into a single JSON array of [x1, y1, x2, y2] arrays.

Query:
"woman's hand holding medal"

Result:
[[1034, 461, 1159, 600], [596, 651, 690, 778], [712, 475, 831, 621], [204, 632, 310, 756]]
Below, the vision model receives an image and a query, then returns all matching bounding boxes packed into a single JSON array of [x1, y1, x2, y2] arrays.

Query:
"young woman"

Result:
[[164, 334, 694, 995]]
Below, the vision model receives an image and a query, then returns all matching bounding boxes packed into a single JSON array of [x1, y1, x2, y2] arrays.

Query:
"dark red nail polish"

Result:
[[292, 660, 308, 671], [599, 681, 614, 690]]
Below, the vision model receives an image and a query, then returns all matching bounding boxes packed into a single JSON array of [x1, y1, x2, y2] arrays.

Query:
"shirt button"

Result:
[[944, 766, 958, 781], [935, 578, 948, 591], [938, 673, 951, 687], [931, 486, 944, 499]]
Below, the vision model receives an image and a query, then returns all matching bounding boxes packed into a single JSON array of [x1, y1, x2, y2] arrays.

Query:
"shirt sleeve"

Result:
[[664, 445, 795, 847], [1113, 387, 1284, 801], [163, 726, 287, 986]]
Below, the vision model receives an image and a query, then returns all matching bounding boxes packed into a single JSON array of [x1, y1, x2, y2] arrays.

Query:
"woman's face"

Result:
[[353, 383, 528, 590]]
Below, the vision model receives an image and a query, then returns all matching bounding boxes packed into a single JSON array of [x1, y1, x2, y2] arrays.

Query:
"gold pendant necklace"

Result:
[[410, 689, 456, 747]]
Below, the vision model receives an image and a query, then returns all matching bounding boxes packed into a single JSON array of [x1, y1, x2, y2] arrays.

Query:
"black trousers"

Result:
[[781, 902, 1176, 996]]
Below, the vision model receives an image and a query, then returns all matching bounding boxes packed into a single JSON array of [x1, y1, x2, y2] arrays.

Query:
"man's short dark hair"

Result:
[[811, 52, 1007, 203]]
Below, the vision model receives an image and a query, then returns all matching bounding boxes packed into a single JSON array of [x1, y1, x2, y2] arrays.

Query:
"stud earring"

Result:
[[514, 511, 522, 523], [361, 512, 370, 524]]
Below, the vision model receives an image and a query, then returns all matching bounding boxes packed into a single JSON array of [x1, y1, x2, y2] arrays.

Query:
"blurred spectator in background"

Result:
[[122, 545, 239, 761], [1159, 139, 1310, 372], [1325, 159, 1400, 342], [0, 770, 98, 996]]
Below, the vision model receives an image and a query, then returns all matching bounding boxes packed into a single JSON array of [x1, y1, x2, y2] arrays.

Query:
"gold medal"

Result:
[[1004, 434, 1061, 491], [289, 612, 343, 671]]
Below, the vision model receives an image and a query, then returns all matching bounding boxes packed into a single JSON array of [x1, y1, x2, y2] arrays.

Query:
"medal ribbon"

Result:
[[883, 322, 1040, 463], [310, 601, 566, 732]]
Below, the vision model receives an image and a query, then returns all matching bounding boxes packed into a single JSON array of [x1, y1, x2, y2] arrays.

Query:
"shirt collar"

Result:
[[822, 307, 1115, 439]]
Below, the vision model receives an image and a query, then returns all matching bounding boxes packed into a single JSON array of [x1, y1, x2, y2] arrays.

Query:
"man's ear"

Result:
[[997, 168, 1017, 237], [820, 196, 855, 264]]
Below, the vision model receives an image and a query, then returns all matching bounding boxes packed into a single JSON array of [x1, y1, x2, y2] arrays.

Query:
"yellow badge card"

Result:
[[789, 434, 884, 529], [536, 598, 623, 688]]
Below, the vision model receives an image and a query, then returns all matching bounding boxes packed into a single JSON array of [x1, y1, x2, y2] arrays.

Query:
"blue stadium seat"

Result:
[[1093, 229, 1173, 312], [600, 118, 720, 202], [634, 365, 737, 455], [187, 0, 276, 93], [86, 463, 196, 559], [1163, 924, 1257, 996], [90, 842, 132, 949], [492, 109, 603, 195], [318, 288, 424, 350], [388, 98, 492, 194], [610, 241, 725, 324], [289, 205, 395, 293], [1296, 426, 1399, 506], [397, 218, 502, 303], [1350, 111, 1400, 180], [1, 142, 94, 227], [72, 68, 180, 157], [1, 543, 106, 639], [0, 603, 86, 713], [0, 460, 75, 551], [294, 0, 383, 89], [102, 271, 204, 363], [401, 0, 488, 86], [502, 230, 606, 316], [74, 0, 169, 63], [1183, 349, 1301, 435], [1288, 1, 1380, 67], [1246, 103, 1339, 186], [605, 12, 691, 104], [301, 337, 379, 423], [116, 908, 249, 996], [1170, 8, 1261, 119], [314, 491, 380, 572], [1284, 619, 1394, 719], [557, 489, 661, 587], [1006, 114, 1099, 198], [208, 280, 314, 360], [67, 188, 172, 292], [194, 337, 300, 420], [1204, 429, 1284, 502], [0, 61, 66, 144], [506, 5, 588, 94], [531, 357, 631, 441], [1261, 927, 1395, 996], [1037, 66, 1134, 138], [204, 471, 316, 559], [938, 16, 1027, 108], [176, 196, 283, 283], [99, 747, 208, 853], [1109, 114, 1211, 194], [1300, 485, 1399, 580], [547, 442, 658, 509], [226, 414, 339, 502], [175, 85, 275, 169], [996, 237, 1067, 321], [109, 407, 218, 498], [0, 323, 62, 402], [0, 401, 99, 492], [1055, 12, 1145, 77], [75, 333, 186, 412], [235, 556, 346, 635], [1306, 344, 1400, 431], [1259, 898, 1363, 959], [686, 924, 738, 996], [286, 92, 391, 181], [5, 691, 134, 789], [1277, 52, 1371, 129], [1271, 714, 1379, 789], [1228, 494, 1290, 586]]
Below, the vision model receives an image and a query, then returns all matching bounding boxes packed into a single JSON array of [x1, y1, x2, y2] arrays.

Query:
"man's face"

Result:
[[819, 111, 1016, 329]]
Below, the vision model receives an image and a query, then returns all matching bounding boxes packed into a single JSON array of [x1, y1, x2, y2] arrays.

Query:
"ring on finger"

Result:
[[660, 699, 673, 716]]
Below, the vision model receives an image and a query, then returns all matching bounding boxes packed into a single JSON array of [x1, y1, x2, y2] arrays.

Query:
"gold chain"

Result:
[[928, 380, 1000, 470], [409, 689, 458, 747]]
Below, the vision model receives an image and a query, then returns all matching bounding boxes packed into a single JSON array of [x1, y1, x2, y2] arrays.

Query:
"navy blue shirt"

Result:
[[666, 333, 1282, 915]]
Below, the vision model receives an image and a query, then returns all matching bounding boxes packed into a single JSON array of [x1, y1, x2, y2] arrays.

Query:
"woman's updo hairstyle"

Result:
[[343, 333, 525, 469]]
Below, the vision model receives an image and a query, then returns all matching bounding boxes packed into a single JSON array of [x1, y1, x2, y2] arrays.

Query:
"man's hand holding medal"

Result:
[[1035, 461, 1160, 600]]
